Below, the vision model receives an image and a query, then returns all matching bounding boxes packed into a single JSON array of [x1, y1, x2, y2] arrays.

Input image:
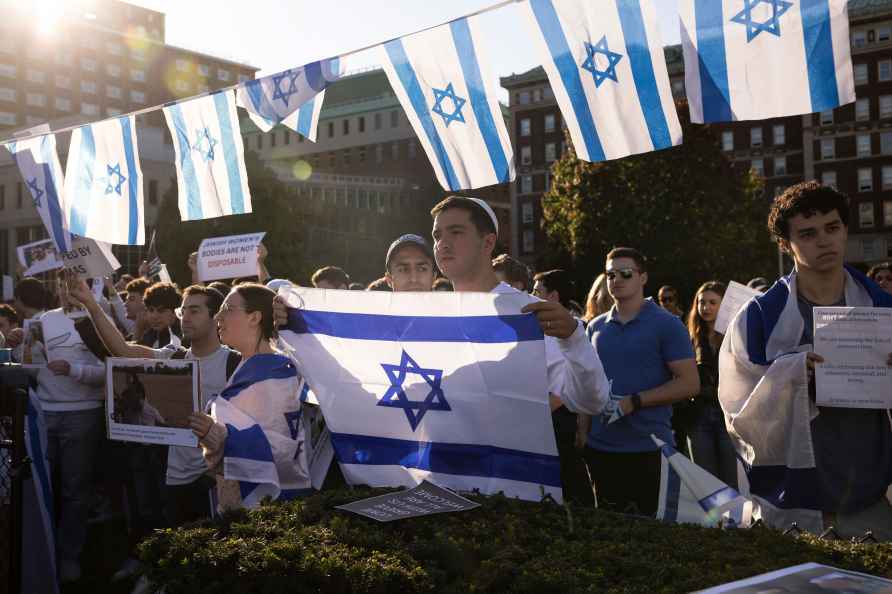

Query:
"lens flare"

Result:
[[292, 160, 312, 181]]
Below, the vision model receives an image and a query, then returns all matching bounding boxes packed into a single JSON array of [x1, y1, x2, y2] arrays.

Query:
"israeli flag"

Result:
[[680, 0, 854, 123], [379, 17, 514, 191], [235, 57, 344, 141], [5, 135, 71, 253], [23, 393, 59, 594], [520, 0, 682, 162], [163, 91, 252, 222], [211, 353, 312, 507], [63, 116, 144, 245], [278, 287, 561, 503]]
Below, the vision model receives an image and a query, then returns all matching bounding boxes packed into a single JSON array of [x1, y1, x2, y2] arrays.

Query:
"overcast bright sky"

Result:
[[127, 0, 682, 78]]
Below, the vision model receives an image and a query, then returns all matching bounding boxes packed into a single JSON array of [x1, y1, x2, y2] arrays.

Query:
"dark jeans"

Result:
[[127, 443, 167, 547], [165, 475, 216, 527], [583, 448, 662, 516], [552, 406, 594, 507], [687, 402, 738, 490]]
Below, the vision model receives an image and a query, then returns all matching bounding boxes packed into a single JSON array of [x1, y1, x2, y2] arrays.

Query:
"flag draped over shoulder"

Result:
[[520, 0, 681, 162], [379, 17, 514, 191], [63, 116, 144, 245], [211, 353, 311, 508], [236, 57, 344, 141], [163, 91, 252, 222], [5, 135, 70, 253], [680, 0, 854, 123], [718, 266, 892, 532], [277, 287, 561, 502]]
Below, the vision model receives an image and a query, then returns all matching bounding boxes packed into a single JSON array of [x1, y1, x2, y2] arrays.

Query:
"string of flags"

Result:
[[3, 0, 854, 252]]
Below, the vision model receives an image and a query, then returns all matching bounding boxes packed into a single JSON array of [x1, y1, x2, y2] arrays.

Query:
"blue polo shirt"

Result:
[[586, 299, 695, 452]]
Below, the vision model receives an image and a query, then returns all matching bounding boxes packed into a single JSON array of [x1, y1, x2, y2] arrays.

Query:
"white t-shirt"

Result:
[[155, 344, 235, 485]]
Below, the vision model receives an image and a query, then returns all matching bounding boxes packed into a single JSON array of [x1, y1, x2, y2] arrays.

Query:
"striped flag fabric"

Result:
[[235, 57, 344, 142], [680, 0, 854, 123], [379, 17, 514, 191], [520, 0, 682, 162], [163, 91, 252, 222], [63, 116, 144, 245], [5, 135, 71, 253], [277, 287, 561, 503]]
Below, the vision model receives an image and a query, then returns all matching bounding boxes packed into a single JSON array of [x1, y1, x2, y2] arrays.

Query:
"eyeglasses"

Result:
[[605, 268, 637, 281], [217, 303, 247, 317]]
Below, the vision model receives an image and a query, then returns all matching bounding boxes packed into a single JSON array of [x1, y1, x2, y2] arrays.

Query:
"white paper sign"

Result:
[[1, 275, 13, 301], [814, 307, 892, 409], [91, 278, 105, 301], [197, 232, 265, 282], [59, 236, 121, 279], [714, 281, 763, 335], [17, 239, 63, 276]]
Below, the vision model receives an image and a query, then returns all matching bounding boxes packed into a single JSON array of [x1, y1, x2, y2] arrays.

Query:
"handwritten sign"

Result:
[[197, 232, 266, 282], [59, 236, 121, 279], [814, 307, 892, 409], [714, 281, 762, 335], [17, 238, 63, 276], [336, 480, 480, 522]]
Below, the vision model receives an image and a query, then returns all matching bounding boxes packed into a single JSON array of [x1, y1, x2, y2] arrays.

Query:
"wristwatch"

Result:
[[630, 393, 643, 412]]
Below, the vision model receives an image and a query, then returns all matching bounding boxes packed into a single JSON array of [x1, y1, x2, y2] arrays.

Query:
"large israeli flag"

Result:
[[520, 0, 682, 162], [680, 0, 854, 123], [379, 17, 514, 191], [5, 135, 71, 253], [235, 57, 344, 142], [278, 287, 561, 503], [63, 116, 144, 245], [163, 91, 252, 222]]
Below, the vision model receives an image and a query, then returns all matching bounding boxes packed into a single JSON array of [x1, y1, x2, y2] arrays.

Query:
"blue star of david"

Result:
[[731, 0, 794, 42], [431, 83, 467, 127], [378, 350, 450, 431], [103, 163, 126, 195], [271, 69, 300, 108], [581, 35, 623, 88], [192, 127, 218, 162], [26, 177, 44, 208]]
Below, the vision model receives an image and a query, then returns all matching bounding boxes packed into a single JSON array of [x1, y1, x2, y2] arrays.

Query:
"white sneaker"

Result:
[[59, 559, 81, 583], [113, 558, 141, 582]]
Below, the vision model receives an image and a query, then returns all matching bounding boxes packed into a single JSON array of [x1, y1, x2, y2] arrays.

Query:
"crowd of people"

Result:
[[0, 183, 891, 590]]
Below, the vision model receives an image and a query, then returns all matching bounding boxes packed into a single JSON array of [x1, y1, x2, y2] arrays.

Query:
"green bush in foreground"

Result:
[[139, 488, 892, 594]]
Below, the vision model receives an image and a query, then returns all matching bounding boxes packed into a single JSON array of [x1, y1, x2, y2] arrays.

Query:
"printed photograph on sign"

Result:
[[17, 238, 63, 276]]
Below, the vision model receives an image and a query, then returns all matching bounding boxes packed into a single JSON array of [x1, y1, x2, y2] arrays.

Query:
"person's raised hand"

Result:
[[521, 300, 578, 339], [187, 252, 198, 271], [257, 243, 268, 262], [273, 295, 288, 329], [189, 412, 214, 440], [5, 327, 24, 348], [66, 278, 95, 306]]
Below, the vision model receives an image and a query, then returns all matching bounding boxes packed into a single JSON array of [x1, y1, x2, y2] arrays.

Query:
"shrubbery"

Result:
[[139, 487, 892, 594]]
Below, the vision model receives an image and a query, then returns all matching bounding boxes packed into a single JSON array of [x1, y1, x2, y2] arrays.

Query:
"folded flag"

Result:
[[163, 91, 252, 222], [211, 353, 311, 507], [5, 135, 71, 253], [63, 116, 144, 245], [277, 287, 561, 503], [680, 0, 854, 123], [520, 0, 682, 162], [236, 57, 344, 142], [379, 17, 514, 191]]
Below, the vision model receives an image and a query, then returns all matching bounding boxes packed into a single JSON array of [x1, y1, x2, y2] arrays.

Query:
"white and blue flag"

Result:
[[163, 91, 252, 222], [5, 135, 71, 253], [520, 0, 682, 162], [63, 116, 144, 245], [211, 353, 312, 508], [680, 0, 854, 123], [235, 57, 344, 142], [379, 17, 514, 191], [278, 287, 561, 503]]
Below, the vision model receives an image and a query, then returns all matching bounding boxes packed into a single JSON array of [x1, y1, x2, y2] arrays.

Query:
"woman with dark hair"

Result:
[[189, 283, 311, 510], [685, 281, 737, 488]]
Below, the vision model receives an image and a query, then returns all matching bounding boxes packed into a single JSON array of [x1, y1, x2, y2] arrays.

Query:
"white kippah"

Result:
[[464, 196, 499, 234]]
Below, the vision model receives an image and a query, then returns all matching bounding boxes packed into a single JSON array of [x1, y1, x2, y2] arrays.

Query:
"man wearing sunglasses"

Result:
[[584, 247, 699, 516]]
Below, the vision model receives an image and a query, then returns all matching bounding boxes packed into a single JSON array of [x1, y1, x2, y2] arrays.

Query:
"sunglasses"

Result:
[[605, 268, 637, 281]]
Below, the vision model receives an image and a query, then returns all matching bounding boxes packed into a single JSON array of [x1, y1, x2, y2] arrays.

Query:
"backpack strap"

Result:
[[225, 350, 242, 380]]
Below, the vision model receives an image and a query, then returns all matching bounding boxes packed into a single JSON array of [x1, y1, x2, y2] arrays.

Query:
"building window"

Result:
[[217, 69, 231, 82], [821, 170, 837, 189], [773, 124, 785, 145], [882, 131, 892, 154], [884, 200, 892, 227], [879, 27, 891, 42], [854, 63, 869, 85], [853, 30, 867, 48], [27, 69, 46, 83], [522, 201, 534, 223], [859, 202, 875, 228], [390, 110, 399, 127], [533, 88, 542, 102], [544, 113, 556, 133], [375, 144, 383, 163], [522, 229, 535, 253], [880, 95, 892, 119], [0, 111, 16, 125], [131, 69, 145, 82], [130, 90, 146, 103], [879, 59, 892, 82], [819, 109, 834, 125], [106, 107, 121, 116], [520, 175, 532, 194], [883, 166, 892, 189], [55, 74, 70, 88], [26, 92, 46, 107], [174, 80, 189, 92], [374, 112, 382, 130], [857, 133, 872, 157], [858, 167, 873, 192], [520, 118, 531, 137], [0, 64, 16, 78], [821, 138, 835, 159], [80, 58, 96, 72], [545, 142, 557, 162], [342, 119, 350, 135], [106, 64, 121, 77], [521, 145, 532, 165], [519, 91, 530, 105], [327, 121, 334, 138], [358, 116, 365, 133], [750, 127, 762, 147], [80, 102, 99, 116], [773, 156, 786, 176], [80, 80, 97, 94], [856, 98, 870, 121], [175, 59, 190, 72], [54, 97, 71, 111], [751, 158, 764, 176], [391, 143, 399, 160], [721, 130, 734, 151], [107, 86, 122, 99], [0, 87, 14, 102]]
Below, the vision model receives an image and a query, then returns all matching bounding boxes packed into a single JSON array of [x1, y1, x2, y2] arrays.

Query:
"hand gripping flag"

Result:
[[210, 353, 312, 507], [680, 0, 854, 123], [236, 57, 344, 142], [379, 17, 514, 191], [520, 0, 682, 162], [277, 287, 562, 503], [5, 135, 71, 253], [64, 116, 144, 245], [163, 91, 252, 222]]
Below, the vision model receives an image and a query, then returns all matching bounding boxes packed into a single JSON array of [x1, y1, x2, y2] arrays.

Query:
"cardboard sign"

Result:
[[336, 480, 480, 522], [714, 281, 762, 335], [197, 232, 265, 282], [59, 236, 121, 279], [17, 238, 63, 276]]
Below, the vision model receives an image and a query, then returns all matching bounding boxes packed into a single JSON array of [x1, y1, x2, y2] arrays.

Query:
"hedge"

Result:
[[139, 488, 892, 594]]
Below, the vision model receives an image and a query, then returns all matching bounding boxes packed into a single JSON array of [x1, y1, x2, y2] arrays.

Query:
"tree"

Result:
[[541, 103, 776, 304]]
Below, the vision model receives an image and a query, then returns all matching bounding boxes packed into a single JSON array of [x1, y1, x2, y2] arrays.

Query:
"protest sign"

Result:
[[302, 403, 335, 490], [106, 358, 200, 447], [197, 232, 265, 282], [814, 307, 892, 409], [714, 281, 762, 335], [59, 236, 121, 279], [694, 562, 892, 593], [17, 239, 63, 276], [2, 275, 13, 301], [336, 480, 480, 522]]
